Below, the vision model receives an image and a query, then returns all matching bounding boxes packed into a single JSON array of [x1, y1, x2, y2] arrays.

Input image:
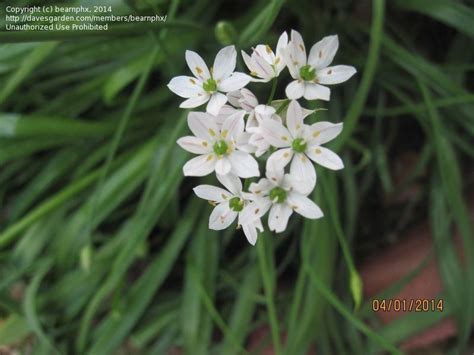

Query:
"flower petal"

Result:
[[249, 178, 272, 197], [254, 104, 276, 121], [317, 65, 356, 85], [286, 100, 304, 137], [242, 223, 258, 245], [268, 203, 293, 233], [177, 136, 211, 154], [281, 44, 300, 79], [259, 119, 292, 148], [265, 165, 284, 186], [167, 76, 205, 98], [228, 151, 260, 178], [266, 148, 293, 173], [185, 50, 210, 80], [290, 30, 307, 66], [306, 146, 344, 170], [183, 154, 216, 176], [207, 92, 228, 116], [240, 88, 259, 111], [215, 157, 232, 175], [188, 111, 220, 140], [275, 31, 289, 74], [287, 192, 323, 219], [213, 45, 236, 81], [219, 72, 251, 92], [240, 198, 272, 224], [193, 185, 231, 203], [250, 51, 274, 80], [303, 83, 330, 101], [289, 153, 316, 195], [285, 80, 305, 100], [308, 35, 339, 70], [222, 110, 245, 140], [309, 122, 343, 145], [209, 203, 238, 230], [217, 173, 242, 195], [179, 95, 209, 109]]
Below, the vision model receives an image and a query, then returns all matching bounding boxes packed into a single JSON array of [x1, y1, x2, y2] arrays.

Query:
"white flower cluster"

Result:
[[168, 30, 356, 245]]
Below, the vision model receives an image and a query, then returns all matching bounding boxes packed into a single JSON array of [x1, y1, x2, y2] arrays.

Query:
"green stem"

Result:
[[257, 234, 282, 355], [267, 78, 277, 105]]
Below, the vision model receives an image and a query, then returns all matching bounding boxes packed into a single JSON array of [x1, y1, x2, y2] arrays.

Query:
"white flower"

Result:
[[282, 30, 356, 101], [240, 167, 323, 233], [241, 32, 288, 82], [168, 46, 251, 115], [177, 110, 259, 178], [193, 174, 264, 245], [259, 100, 344, 194]]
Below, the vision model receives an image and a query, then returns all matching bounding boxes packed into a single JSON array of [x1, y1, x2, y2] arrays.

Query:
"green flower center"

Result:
[[292, 138, 307, 153], [203, 78, 217, 92], [213, 140, 228, 156], [269, 187, 287, 203], [299, 64, 316, 81], [229, 197, 244, 212]]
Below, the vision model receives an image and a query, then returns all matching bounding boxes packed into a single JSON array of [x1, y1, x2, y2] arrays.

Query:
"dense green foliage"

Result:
[[0, 0, 473, 353]]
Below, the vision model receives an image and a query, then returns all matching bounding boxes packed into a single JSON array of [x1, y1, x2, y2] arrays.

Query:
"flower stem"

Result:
[[257, 233, 282, 355], [267, 77, 277, 105]]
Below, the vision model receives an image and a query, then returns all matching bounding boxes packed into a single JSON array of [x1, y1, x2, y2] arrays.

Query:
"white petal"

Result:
[[215, 157, 232, 175], [287, 192, 323, 219], [250, 52, 274, 80], [228, 151, 260, 178], [286, 100, 304, 137], [221, 110, 245, 139], [213, 45, 236, 81], [240, 198, 272, 224], [207, 92, 228, 116], [209, 203, 238, 230], [227, 90, 242, 108], [249, 178, 272, 196], [167, 76, 205, 98], [183, 154, 216, 176], [289, 154, 316, 195], [286, 80, 305, 100], [268, 204, 293, 233], [309, 122, 343, 145], [179, 95, 209, 109], [259, 119, 292, 148], [254, 104, 276, 121], [266, 148, 293, 173], [303, 83, 330, 101], [193, 185, 232, 203], [281, 44, 300, 79], [217, 173, 242, 195], [290, 30, 307, 66], [239, 88, 259, 111], [308, 35, 339, 70], [219, 72, 251, 92], [177, 136, 211, 154], [317, 65, 356, 85], [265, 165, 284, 186], [185, 50, 210, 80], [242, 50, 258, 75], [254, 45, 275, 64], [275, 31, 289, 74], [242, 223, 258, 245], [306, 146, 344, 170], [188, 111, 220, 140]]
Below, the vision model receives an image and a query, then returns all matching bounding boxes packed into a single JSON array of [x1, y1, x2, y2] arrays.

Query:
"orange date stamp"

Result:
[[372, 298, 444, 312]]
